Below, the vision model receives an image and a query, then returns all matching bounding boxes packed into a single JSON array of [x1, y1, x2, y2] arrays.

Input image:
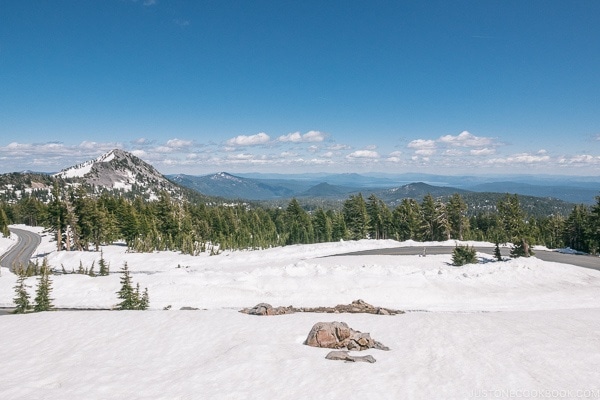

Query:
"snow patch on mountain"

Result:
[[54, 159, 95, 179]]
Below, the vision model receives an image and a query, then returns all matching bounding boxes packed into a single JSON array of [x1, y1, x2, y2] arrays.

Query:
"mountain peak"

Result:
[[52, 149, 181, 198]]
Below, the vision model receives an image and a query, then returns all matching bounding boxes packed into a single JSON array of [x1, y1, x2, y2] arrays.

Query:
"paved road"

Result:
[[0, 227, 42, 274], [335, 246, 600, 272]]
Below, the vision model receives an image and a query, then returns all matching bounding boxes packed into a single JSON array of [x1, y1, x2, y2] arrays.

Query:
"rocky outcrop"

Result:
[[306, 299, 402, 315], [240, 299, 403, 316], [304, 321, 390, 351], [325, 351, 376, 363], [242, 303, 295, 316]]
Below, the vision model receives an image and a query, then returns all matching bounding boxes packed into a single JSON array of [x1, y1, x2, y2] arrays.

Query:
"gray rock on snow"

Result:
[[325, 351, 376, 363]]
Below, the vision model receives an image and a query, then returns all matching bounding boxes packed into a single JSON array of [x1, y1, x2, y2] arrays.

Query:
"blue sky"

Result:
[[1, 0, 599, 175]]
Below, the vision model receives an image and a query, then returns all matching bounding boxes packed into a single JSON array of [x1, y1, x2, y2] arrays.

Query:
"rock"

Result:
[[240, 303, 295, 316], [325, 351, 376, 363], [240, 300, 403, 316], [304, 321, 390, 351], [179, 306, 199, 310]]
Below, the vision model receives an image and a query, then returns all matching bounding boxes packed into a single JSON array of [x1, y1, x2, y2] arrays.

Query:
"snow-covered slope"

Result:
[[1, 227, 599, 312]]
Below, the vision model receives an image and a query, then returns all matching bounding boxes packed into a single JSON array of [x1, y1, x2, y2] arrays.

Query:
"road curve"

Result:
[[0, 227, 42, 274], [334, 246, 600, 272]]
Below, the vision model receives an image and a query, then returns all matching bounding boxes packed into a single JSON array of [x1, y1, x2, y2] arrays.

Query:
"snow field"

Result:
[[1, 309, 599, 399], [1, 225, 600, 399]]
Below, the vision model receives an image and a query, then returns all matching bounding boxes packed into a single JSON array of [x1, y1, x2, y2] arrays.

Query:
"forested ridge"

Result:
[[1, 185, 599, 255]]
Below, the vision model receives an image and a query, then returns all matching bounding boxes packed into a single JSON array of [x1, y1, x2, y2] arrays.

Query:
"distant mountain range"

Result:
[[168, 170, 599, 206], [0, 149, 597, 219]]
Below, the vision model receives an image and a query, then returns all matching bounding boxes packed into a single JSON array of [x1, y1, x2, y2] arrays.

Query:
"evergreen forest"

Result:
[[1, 185, 599, 256]]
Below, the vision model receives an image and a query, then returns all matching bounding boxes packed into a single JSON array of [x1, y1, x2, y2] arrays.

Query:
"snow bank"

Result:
[[1, 226, 599, 311]]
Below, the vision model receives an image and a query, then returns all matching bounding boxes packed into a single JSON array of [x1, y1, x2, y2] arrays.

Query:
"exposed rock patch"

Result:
[[304, 321, 390, 351], [240, 299, 403, 316], [325, 351, 376, 363], [242, 303, 295, 316]]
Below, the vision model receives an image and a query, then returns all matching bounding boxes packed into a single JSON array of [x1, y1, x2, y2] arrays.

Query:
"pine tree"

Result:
[[452, 244, 477, 266], [13, 272, 31, 314], [510, 238, 534, 258], [420, 194, 439, 241], [447, 194, 469, 240], [312, 208, 332, 243], [284, 199, 314, 245], [497, 194, 527, 243], [588, 196, 600, 254], [563, 204, 591, 252], [116, 263, 136, 310], [49, 182, 67, 251], [494, 242, 503, 261], [98, 250, 110, 276], [88, 262, 96, 277], [0, 207, 10, 238], [343, 194, 369, 240], [138, 287, 149, 310], [330, 211, 347, 241], [33, 259, 54, 312], [116, 263, 149, 310], [393, 198, 421, 241]]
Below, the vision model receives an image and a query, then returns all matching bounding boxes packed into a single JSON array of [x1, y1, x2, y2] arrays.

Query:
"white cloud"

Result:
[[226, 132, 270, 147], [322, 152, 334, 158], [304, 130, 326, 142], [488, 153, 551, 165], [439, 131, 494, 147], [346, 150, 380, 159], [328, 143, 351, 151], [6, 142, 32, 150], [415, 149, 436, 156], [408, 139, 436, 149], [166, 138, 193, 148], [154, 146, 173, 153], [444, 149, 464, 156], [78, 141, 100, 150], [228, 153, 255, 160], [279, 132, 302, 142], [131, 150, 148, 158], [278, 130, 326, 143], [559, 155, 600, 165], [132, 138, 153, 145], [470, 148, 495, 156]]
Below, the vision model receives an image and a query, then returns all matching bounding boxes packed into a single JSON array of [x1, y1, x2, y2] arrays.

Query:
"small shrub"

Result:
[[452, 244, 478, 266], [510, 238, 534, 258], [494, 242, 503, 261]]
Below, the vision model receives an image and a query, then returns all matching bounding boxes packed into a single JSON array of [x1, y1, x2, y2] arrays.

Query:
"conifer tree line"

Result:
[[1, 185, 600, 254]]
